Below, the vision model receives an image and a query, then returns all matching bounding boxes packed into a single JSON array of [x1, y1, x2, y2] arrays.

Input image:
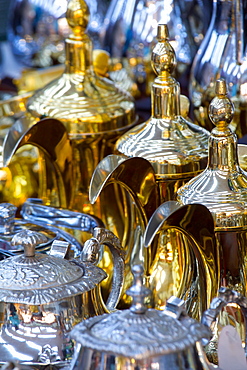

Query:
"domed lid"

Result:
[[70, 265, 210, 358], [0, 229, 106, 305], [177, 79, 247, 229], [26, 0, 136, 136], [115, 24, 209, 179]]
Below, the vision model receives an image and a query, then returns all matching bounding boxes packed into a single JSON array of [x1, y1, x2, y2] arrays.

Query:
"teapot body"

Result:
[[70, 344, 209, 370], [0, 290, 104, 365]]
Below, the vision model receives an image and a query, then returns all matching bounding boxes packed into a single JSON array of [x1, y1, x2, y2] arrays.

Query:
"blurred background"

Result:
[[0, 0, 213, 98]]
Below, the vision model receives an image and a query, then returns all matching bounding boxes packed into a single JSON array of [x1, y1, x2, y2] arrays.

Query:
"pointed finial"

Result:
[[151, 24, 176, 76], [208, 78, 235, 131], [66, 0, 90, 38], [126, 265, 151, 314]]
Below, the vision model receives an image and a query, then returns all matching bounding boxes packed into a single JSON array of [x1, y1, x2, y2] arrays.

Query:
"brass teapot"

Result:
[[85, 24, 216, 316], [3, 0, 136, 214], [177, 78, 247, 298], [0, 227, 124, 366]]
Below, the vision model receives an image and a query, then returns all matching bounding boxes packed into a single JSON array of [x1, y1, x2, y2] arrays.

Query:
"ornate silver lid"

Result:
[[177, 79, 247, 229], [70, 265, 210, 359], [0, 230, 106, 305]]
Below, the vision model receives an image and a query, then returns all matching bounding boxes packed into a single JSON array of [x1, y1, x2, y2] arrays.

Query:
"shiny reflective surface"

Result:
[[0, 202, 83, 256], [90, 155, 157, 308], [115, 24, 209, 186], [144, 202, 220, 319], [0, 227, 125, 366], [3, 0, 137, 220], [177, 79, 247, 233], [190, 0, 247, 138], [89, 25, 210, 313], [100, 0, 203, 94], [0, 94, 39, 208], [177, 79, 247, 361], [70, 265, 211, 370]]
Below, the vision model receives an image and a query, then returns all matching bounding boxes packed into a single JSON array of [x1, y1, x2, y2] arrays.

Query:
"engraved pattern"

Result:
[[71, 309, 210, 359], [0, 255, 106, 305]]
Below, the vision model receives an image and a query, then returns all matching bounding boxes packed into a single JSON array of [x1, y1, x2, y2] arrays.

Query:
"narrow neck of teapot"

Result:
[[151, 74, 181, 119], [207, 127, 240, 171], [65, 34, 94, 75]]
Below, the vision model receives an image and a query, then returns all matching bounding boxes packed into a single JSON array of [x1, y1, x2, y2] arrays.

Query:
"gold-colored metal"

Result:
[[88, 25, 219, 317], [3, 0, 136, 216], [178, 79, 247, 363], [177, 77, 247, 294], [143, 202, 220, 319], [115, 24, 209, 202]]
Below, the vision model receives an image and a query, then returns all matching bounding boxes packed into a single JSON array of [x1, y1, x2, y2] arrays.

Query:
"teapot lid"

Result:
[[115, 24, 209, 179], [0, 230, 106, 305], [26, 0, 136, 135], [70, 265, 210, 358], [177, 79, 247, 229]]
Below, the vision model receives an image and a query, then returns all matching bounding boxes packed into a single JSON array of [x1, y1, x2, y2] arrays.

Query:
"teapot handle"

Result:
[[81, 227, 125, 312], [21, 198, 105, 233], [202, 287, 247, 347]]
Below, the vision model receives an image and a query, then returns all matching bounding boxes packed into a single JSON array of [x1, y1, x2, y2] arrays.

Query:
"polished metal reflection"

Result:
[[0, 227, 125, 366], [144, 201, 220, 318], [0, 202, 83, 256], [189, 0, 247, 138], [3, 0, 137, 218], [115, 24, 209, 186], [177, 79, 247, 290], [89, 25, 210, 314], [69, 264, 211, 370], [100, 0, 203, 94]]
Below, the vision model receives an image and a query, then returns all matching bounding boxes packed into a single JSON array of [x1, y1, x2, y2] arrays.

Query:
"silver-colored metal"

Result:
[[21, 198, 105, 233], [69, 265, 211, 370], [82, 227, 125, 312], [0, 203, 17, 234], [0, 233, 104, 305], [201, 287, 247, 349], [0, 201, 83, 256], [0, 229, 125, 366], [49, 239, 70, 258]]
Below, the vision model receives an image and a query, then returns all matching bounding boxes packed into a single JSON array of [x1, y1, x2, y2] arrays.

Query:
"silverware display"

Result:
[[1, 0, 247, 367], [0, 227, 124, 366], [0, 200, 102, 256], [69, 264, 212, 370], [189, 0, 247, 138]]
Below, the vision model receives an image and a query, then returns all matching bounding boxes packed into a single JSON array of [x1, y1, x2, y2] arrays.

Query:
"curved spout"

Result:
[[3, 118, 72, 208], [89, 154, 159, 299], [89, 154, 159, 222], [144, 202, 220, 314]]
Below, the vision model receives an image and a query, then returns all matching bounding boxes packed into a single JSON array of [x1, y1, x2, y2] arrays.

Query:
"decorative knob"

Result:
[[11, 230, 49, 257], [151, 24, 176, 77], [126, 265, 151, 314], [66, 0, 89, 38], [0, 203, 17, 234], [208, 78, 235, 131]]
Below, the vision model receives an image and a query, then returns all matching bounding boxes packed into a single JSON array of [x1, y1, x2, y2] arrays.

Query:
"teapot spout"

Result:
[[3, 118, 73, 208], [144, 202, 220, 318]]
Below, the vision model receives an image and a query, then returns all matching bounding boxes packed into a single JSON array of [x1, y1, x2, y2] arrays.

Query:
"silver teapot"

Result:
[[0, 227, 125, 366], [69, 265, 247, 370], [69, 264, 212, 370]]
